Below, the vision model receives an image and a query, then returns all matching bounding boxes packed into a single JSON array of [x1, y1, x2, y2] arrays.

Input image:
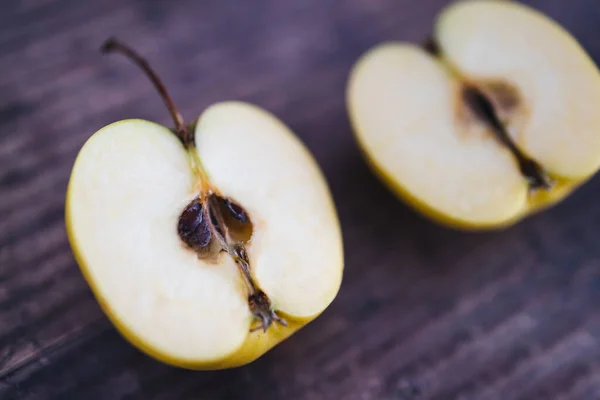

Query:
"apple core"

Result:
[[103, 38, 286, 333]]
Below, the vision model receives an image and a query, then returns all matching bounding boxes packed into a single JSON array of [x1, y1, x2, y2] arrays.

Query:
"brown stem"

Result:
[[101, 38, 193, 147], [422, 35, 440, 56]]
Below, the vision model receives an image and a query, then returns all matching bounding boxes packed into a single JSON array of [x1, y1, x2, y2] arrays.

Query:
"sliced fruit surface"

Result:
[[67, 103, 343, 366], [347, 0, 600, 228], [437, 0, 600, 180], [348, 43, 528, 226], [195, 102, 343, 319]]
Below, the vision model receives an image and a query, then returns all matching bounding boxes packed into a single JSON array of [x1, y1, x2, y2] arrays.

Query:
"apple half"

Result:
[[66, 39, 343, 369], [347, 0, 600, 229]]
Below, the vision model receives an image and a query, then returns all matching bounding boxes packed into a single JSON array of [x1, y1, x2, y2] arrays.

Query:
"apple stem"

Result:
[[422, 36, 440, 56], [100, 38, 193, 147], [101, 37, 213, 188]]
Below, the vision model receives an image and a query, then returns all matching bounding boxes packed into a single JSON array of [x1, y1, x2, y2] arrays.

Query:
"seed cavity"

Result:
[[481, 81, 521, 116], [177, 193, 286, 332], [216, 197, 253, 243], [423, 38, 553, 191], [224, 199, 248, 223], [461, 85, 552, 190]]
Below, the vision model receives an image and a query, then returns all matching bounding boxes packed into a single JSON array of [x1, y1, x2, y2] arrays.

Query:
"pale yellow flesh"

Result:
[[66, 101, 343, 367], [347, 0, 600, 228], [195, 103, 342, 317], [437, 0, 600, 179], [348, 43, 528, 226]]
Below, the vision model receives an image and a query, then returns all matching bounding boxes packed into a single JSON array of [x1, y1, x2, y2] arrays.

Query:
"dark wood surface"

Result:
[[2, 0, 600, 399]]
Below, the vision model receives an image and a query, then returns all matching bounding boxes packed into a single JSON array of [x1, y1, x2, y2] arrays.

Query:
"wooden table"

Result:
[[2, 0, 600, 399]]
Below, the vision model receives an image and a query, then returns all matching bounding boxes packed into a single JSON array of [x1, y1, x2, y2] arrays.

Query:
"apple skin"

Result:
[[65, 102, 343, 369]]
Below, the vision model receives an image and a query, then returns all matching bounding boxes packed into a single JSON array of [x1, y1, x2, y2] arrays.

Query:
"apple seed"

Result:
[[223, 199, 248, 223], [177, 199, 212, 250]]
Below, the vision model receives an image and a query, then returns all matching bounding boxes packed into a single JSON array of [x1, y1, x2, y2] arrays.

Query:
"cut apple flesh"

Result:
[[348, 44, 529, 225], [437, 0, 600, 179], [66, 102, 343, 364], [347, 0, 600, 227]]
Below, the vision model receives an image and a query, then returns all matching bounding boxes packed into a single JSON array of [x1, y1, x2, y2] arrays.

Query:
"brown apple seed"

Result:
[[177, 199, 212, 250]]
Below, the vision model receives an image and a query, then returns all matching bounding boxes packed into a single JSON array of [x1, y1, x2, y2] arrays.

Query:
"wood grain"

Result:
[[1, 0, 600, 399]]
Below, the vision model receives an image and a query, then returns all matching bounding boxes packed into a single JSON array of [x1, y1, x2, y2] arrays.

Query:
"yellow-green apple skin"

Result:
[[66, 102, 344, 369], [347, 0, 600, 229]]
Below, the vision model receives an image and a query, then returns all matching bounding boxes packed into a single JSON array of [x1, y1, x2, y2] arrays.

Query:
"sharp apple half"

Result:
[[66, 39, 343, 369], [347, 0, 600, 229]]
